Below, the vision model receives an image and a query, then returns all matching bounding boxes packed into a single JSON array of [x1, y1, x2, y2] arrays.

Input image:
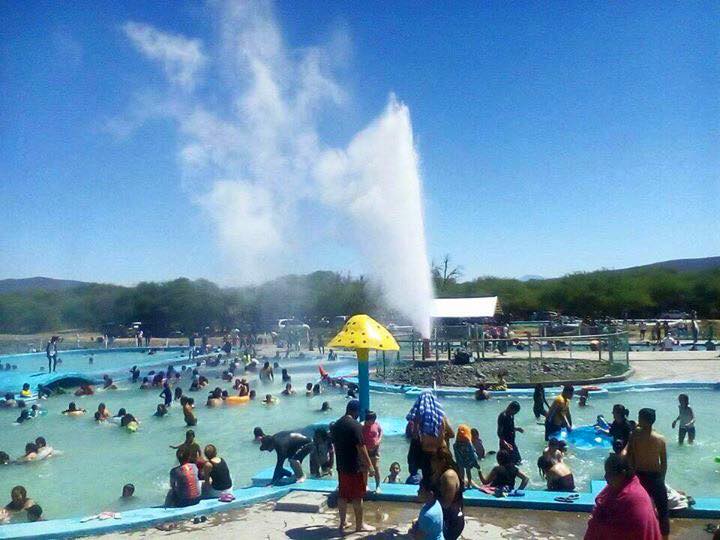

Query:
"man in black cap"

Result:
[[627, 408, 669, 540], [330, 399, 375, 533]]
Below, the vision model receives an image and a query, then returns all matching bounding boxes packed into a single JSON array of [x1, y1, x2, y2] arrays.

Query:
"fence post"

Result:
[[411, 331, 416, 362]]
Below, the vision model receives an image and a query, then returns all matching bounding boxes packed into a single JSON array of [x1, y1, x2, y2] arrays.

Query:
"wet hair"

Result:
[[94, 411, 102, 421], [204, 444, 217, 459], [22, 383, 30, 390], [35, 437, 46, 447], [390, 461, 401, 471], [562, 385, 575, 396], [537, 455, 553, 477], [68, 402, 77, 411], [117, 408, 127, 416], [122, 483, 135, 497], [306, 383, 313, 391], [185, 430, 195, 441], [26, 504, 42, 521], [638, 408, 656, 426], [470, 428, 479, 438], [320, 401, 330, 411], [508, 401, 521, 413], [249, 390, 256, 399], [678, 393, 689, 405], [253, 427, 264, 438], [365, 410, 377, 422], [0, 451, 10, 464], [98, 403, 106, 411], [24, 442, 38, 455]]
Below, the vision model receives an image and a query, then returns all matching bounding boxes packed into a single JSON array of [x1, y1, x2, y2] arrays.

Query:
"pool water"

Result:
[[2, 348, 186, 374], [1, 361, 719, 522]]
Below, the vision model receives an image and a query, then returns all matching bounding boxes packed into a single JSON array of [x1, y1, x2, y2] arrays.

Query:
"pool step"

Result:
[[274, 491, 328, 513]]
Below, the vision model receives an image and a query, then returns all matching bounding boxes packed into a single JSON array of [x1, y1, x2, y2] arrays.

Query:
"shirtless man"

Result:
[[627, 408, 669, 540], [545, 385, 574, 440]]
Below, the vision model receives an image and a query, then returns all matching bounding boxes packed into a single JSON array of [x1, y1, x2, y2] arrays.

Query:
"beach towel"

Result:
[[406, 392, 445, 438]]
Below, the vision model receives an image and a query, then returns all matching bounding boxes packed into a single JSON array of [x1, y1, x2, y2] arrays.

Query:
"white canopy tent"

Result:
[[431, 297, 499, 319]]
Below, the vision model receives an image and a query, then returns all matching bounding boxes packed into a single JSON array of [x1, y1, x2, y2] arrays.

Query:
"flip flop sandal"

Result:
[[554, 496, 576, 503], [567, 493, 580, 499], [704, 523, 718, 533], [508, 490, 525, 497]]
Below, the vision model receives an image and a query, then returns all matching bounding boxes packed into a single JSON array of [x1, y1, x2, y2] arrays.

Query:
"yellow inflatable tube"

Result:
[[226, 395, 250, 405]]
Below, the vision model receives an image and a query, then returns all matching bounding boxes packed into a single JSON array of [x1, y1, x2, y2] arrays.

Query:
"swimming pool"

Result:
[[1, 353, 719, 523]]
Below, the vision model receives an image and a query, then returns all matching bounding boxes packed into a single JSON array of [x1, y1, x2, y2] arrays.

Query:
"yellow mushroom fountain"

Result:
[[326, 314, 399, 419]]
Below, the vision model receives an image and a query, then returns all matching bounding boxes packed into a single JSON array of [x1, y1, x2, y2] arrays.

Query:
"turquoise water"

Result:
[[1, 355, 719, 522], [1, 348, 186, 374]]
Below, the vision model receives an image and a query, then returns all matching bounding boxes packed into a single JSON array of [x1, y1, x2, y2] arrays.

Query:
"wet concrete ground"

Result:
[[98, 500, 713, 539]]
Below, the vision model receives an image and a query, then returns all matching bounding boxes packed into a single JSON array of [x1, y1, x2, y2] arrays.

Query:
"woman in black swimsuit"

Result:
[[201, 444, 233, 497], [537, 455, 575, 492]]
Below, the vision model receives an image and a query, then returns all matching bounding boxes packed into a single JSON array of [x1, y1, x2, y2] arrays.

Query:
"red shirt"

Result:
[[585, 475, 662, 540]]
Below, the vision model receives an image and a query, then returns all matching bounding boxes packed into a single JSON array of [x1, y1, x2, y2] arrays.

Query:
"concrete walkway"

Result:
[[629, 352, 719, 381], [96, 500, 710, 540]]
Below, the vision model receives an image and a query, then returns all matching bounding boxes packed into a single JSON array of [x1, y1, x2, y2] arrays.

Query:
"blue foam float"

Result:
[[551, 425, 612, 450]]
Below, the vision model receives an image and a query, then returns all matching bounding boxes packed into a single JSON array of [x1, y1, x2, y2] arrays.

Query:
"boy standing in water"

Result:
[[362, 411, 383, 493], [627, 408, 669, 540], [671, 394, 695, 445]]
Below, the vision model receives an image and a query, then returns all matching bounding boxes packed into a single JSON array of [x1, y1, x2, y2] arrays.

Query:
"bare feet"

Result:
[[295, 476, 306, 483], [375, 487, 381, 493], [356, 524, 376, 533]]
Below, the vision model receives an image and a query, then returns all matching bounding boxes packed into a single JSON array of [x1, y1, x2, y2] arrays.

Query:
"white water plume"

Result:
[[120, 0, 434, 335]]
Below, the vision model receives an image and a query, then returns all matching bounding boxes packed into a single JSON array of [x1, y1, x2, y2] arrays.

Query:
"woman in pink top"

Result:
[[585, 454, 662, 540], [362, 410, 383, 492]]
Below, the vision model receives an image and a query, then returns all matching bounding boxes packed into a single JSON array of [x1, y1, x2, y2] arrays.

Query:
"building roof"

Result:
[[431, 297, 499, 318]]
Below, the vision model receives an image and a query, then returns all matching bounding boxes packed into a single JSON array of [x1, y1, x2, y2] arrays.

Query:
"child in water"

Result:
[[384, 462, 401, 484], [182, 397, 197, 426], [671, 394, 695, 445], [362, 410, 383, 492], [471, 428, 486, 460]]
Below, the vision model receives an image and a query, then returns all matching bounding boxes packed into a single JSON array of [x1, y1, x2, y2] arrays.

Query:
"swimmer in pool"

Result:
[[102, 375, 117, 390], [111, 408, 127, 424], [139, 377, 151, 390], [154, 404, 168, 417], [62, 402, 86, 416], [160, 383, 172, 407], [5, 485, 35, 513], [320, 401, 331, 412], [671, 393, 695, 445], [174, 387, 183, 401], [305, 383, 313, 397], [34, 437, 54, 460], [20, 384, 32, 398], [1, 394, 17, 408], [121, 483, 135, 499], [74, 385, 94, 396], [16, 410, 33, 424], [262, 394, 278, 405], [281, 383, 295, 396], [248, 390, 257, 400], [182, 397, 197, 426], [18, 443, 38, 463], [97, 403, 111, 420], [253, 427, 265, 443]]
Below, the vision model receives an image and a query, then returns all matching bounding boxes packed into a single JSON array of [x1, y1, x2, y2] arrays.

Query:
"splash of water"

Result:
[[120, 1, 434, 336], [316, 97, 434, 337]]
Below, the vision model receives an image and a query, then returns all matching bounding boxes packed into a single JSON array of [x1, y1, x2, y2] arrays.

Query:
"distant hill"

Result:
[[0, 277, 89, 294], [620, 256, 720, 273]]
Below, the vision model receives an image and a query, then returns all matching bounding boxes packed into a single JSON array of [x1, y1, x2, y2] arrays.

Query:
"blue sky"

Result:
[[1, 1, 718, 285]]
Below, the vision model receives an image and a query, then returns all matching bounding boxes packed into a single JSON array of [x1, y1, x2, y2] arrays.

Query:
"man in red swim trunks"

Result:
[[330, 400, 375, 533]]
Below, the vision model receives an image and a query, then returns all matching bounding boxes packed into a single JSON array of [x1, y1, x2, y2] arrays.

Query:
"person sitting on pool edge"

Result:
[[201, 444, 233, 498], [478, 450, 529, 492], [537, 454, 575, 491], [164, 449, 201, 508]]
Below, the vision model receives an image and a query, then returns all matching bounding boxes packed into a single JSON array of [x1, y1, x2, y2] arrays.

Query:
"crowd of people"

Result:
[[0, 338, 706, 539]]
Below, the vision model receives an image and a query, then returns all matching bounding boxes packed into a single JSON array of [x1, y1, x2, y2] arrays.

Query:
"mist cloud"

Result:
[[120, 0, 434, 333]]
